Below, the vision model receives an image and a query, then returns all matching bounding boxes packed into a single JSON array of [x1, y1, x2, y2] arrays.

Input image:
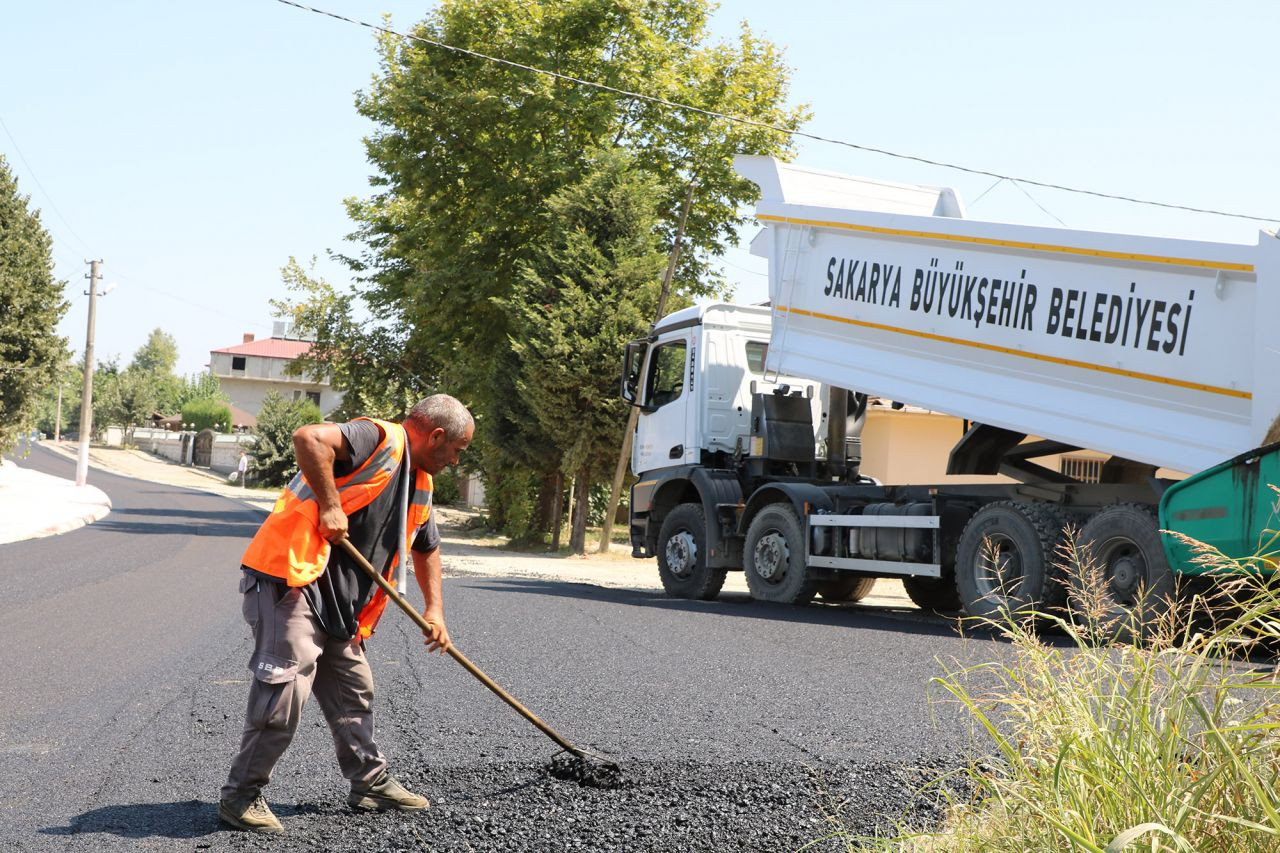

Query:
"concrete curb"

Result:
[[16, 487, 113, 543], [0, 458, 113, 545]]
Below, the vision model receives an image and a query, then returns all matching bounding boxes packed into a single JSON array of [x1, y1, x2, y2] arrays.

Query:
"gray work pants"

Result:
[[222, 573, 387, 799]]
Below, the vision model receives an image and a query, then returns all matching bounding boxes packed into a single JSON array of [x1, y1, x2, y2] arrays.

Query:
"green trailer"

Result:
[[1161, 441, 1280, 576]]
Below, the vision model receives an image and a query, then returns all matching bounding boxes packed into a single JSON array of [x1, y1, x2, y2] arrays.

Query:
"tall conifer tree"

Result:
[[0, 155, 69, 454]]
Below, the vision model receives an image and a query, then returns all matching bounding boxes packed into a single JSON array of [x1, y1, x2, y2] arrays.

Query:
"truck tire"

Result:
[[955, 501, 1070, 622], [1073, 503, 1175, 643], [656, 504, 727, 600], [744, 504, 818, 605], [902, 575, 962, 613], [817, 576, 877, 602]]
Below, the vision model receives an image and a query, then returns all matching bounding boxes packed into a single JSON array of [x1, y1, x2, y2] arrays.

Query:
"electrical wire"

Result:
[[719, 258, 768, 277], [273, 0, 1279, 226], [1, 117, 277, 333], [969, 177, 1068, 226], [0, 114, 96, 253], [1010, 180, 1068, 227], [0, 116, 107, 277], [968, 178, 1006, 208]]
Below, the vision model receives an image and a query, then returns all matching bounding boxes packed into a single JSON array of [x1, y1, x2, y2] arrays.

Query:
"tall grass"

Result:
[[855, 523, 1280, 853]]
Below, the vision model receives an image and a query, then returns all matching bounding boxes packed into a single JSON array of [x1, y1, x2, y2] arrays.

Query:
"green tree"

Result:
[[350, 1, 804, 345], [288, 0, 804, 535], [175, 372, 228, 409], [90, 358, 144, 434], [103, 368, 159, 436], [130, 328, 178, 375], [128, 328, 184, 413], [273, 258, 425, 423], [88, 330, 191, 435], [251, 391, 323, 487], [89, 359, 122, 432], [0, 155, 69, 453], [94, 354, 174, 439], [509, 149, 673, 553], [31, 348, 79, 438]]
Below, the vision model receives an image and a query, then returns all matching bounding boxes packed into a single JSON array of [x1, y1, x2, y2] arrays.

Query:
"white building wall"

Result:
[[216, 377, 343, 418], [133, 428, 256, 473], [210, 354, 343, 418], [210, 352, 329, 383]]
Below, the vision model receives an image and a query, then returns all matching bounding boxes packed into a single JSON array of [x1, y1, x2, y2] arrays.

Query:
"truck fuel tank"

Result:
[[848, 502, 934, 563]]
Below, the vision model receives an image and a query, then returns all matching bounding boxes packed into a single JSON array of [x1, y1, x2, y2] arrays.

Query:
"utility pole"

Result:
[[54, 380, 63, 443], [75, 259, 102, 487], [597, 180, 696, 553]]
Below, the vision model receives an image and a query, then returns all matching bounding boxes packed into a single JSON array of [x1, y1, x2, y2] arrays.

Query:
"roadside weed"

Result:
[[849, 526, 1280, 852]]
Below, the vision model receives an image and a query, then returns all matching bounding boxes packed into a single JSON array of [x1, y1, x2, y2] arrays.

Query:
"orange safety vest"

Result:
[[240, 417, 433, 639]]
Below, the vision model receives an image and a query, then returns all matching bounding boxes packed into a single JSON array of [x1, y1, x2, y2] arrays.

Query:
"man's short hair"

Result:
[[406, 394, 473, 441]]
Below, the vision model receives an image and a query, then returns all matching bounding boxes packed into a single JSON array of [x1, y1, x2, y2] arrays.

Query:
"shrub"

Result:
[[432, 467, 461, 506], [250, 392, 322, 487], [482, 463, 540, 541], [586, 481, 627, 526], [180, 397, 231, 432]]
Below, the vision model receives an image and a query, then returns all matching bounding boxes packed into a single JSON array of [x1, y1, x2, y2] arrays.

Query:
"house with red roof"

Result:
[[209, 327, 343, 419]]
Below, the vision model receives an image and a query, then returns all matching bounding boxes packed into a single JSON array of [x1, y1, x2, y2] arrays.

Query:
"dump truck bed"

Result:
[[736, 156, 1280, 474]]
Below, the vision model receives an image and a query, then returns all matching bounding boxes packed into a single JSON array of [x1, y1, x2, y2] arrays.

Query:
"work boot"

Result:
[[218, 792, 284, 834], [347, 772, 430, 812]]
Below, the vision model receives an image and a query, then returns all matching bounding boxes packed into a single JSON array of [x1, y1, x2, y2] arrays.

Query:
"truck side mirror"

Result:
[[621, 339, 649, 405]]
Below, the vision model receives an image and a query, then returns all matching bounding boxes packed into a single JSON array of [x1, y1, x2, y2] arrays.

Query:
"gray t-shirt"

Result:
[[337, 420, 439, 553]]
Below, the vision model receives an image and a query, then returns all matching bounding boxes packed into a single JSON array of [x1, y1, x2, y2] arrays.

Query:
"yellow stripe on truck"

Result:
[[757, 214, 1256, 273], [776, 305, 1252, 400]]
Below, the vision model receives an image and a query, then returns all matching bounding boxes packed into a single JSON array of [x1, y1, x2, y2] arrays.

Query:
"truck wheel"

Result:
[[902, 575, 962, 613], [817, 576, 877, 602], [656, 504, 727, 600], [1073, 504, 1175, 643], [955, 501, 1070, 622], [744, 504, 817, 605]]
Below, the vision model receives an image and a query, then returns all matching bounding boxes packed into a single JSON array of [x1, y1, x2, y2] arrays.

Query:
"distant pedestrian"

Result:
[[219, 395, 473, 835], [236, 451, 249, 491]]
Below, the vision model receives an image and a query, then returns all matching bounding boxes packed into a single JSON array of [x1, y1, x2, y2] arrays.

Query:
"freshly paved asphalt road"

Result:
[[1, 445, 998, 851]]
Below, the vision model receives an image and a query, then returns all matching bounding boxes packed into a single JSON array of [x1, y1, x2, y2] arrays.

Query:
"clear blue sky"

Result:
[[4, 1, 1276, 377]]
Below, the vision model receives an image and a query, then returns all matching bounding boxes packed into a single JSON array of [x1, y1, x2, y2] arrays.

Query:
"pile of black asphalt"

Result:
[[164, 757, 970, 852]]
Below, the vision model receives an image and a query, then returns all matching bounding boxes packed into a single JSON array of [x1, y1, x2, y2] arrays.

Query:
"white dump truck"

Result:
[[622, 156, 1280, 622]]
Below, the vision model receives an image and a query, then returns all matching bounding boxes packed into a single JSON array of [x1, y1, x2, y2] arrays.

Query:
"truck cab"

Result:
[[625, 303, 829, 574], [626, 303, 826, 476]]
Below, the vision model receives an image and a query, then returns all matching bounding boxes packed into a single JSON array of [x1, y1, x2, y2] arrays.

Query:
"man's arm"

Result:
[[292, 422, 354, 543], [411, 546, 451, 653]]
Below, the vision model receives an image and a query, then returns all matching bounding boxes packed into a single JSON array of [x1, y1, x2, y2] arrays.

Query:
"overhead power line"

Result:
[[720, 258, 768, 277], [274, 0, 1278, 226], [0, 114, 96, 253]]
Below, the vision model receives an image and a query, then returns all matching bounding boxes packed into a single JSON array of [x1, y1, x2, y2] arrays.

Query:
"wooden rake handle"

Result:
[[334, 537, 585, 758]]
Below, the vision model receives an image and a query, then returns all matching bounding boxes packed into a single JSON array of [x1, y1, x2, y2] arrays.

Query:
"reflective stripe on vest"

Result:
[[353, 467, 433, 639]]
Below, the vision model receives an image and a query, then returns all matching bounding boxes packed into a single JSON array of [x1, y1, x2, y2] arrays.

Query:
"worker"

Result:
[[219, 394, 474, 834]]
